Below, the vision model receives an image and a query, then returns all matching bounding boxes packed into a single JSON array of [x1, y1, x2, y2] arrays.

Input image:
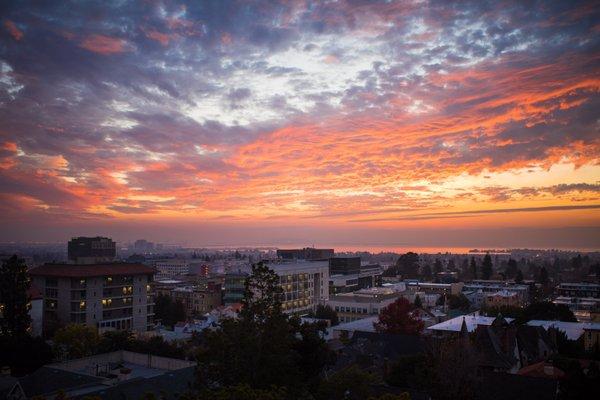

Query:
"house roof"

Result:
[[16, 367, 104, 398], [526, 320, 600, 340], [29, 263, 155, 278], [71, 366, 195, 400], [518, 361, 566, 379], [427, 315, 514, 333]]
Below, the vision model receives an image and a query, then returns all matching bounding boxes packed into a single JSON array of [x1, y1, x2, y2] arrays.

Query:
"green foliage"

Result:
[[481, 253, 493, 280], [385, 354, 429, 389], [514, 269, 524, 284], [0, 334, 53, 376], [384, 252, 419, 278], [505, 258, 518, 279], [98, 330, 187, 359], [413, 295, 422, 309], [469, 257, 477, 280], [446, 293, 470, 311], [53, 324, 100, 359], [186, 384, 289, 400], [154, 294, 186, 327], [196, 262, 335, 398], [313, 304, 339, 326], [316, 366, 380, 400], [0, 255, 31, 338]]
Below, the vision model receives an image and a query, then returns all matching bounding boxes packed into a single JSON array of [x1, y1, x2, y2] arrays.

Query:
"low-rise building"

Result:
[[463, 282, 529, 305], [327, 287, 401, 323], [484, 290, 522, 308], [556, 282, 600, 298], [171, 283, 222, 318]]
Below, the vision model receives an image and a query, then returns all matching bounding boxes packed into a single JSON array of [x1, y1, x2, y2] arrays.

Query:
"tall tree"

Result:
[[313, 304, 339, 326], [469, 257, 477, 280], [395, 252, 420, 279], [0, 255, 31, 338], [374, 297, 424, 335], [505, 258, 518, 279], [413, 295, 423, 309], [481, 254, 493, 280], [433, 259, 443, 274], [421, 264, 433, 281], [514, 269, 524, 284], [537, 266, 549, 286], [197, 262, 334, 397]]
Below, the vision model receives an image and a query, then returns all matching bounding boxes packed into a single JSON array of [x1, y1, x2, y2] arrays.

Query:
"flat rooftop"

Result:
[[29, 263, 154, 278], [268, 260, 328, 273]]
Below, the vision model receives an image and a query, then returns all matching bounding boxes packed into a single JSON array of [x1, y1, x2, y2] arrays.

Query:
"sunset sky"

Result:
[[0, 1, 599, 249]]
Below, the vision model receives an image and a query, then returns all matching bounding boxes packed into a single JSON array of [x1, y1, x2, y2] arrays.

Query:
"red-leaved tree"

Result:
[[374, 297, 424, 335]]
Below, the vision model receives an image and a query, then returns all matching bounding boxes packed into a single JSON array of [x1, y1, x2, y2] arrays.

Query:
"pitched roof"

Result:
[[29, 263, 155, 278]]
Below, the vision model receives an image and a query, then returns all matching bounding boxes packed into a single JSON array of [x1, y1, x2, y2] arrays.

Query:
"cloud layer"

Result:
[[0, 0, 598, 245]]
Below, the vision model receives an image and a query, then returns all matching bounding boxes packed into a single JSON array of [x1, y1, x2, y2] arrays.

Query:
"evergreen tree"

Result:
[[0, 255, 31, 338], [413, 295, 423, 309], [421, 264, 433, 281], [433, 259, 443, 274], [505, 258, 518, 279], [481, 254, 493, 280], [515, 269, 524, 284], [537, 266, 549, 286], [469, 257, 477, 280]]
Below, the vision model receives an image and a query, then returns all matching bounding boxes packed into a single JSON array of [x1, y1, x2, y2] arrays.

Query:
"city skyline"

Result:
[[0, 1, 599, 247]]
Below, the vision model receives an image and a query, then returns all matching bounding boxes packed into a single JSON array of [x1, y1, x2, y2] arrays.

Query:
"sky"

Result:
[[0, 0, 599, 249]]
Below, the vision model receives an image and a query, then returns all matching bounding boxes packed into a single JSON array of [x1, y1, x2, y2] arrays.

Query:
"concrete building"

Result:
[[328, 260, 383, 295], [223, 272, 247, 304], [327, 287, 400, 323], [270, 261, 329, 314], [154, 260, 190, 280], [29, 263, 155, 335], [223, 261, 329, 314], [67, 237, 116, 264], [556, 282, 600, 298], [405, 281, 464, 296], [553, 296, 600, 322]]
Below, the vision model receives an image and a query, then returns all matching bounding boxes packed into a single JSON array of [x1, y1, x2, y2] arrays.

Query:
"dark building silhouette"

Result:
[[67, 236, 116, 264], [329, 257, 361, 275], [276, 247, 334, 260]]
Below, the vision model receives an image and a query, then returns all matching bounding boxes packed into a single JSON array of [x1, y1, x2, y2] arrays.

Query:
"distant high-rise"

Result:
[[68, 236, 116, 264], [134, 239, 155, 253]]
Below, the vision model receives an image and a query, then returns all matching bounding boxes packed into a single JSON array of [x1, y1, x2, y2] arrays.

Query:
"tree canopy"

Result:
[[374, 297, 424, 335], [196, 262, 335, 398]]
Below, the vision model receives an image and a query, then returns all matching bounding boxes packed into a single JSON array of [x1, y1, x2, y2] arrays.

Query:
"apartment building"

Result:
[[170, 283, 222, 318], [29, 263, 155, 335], [463, 281, 529, 305]]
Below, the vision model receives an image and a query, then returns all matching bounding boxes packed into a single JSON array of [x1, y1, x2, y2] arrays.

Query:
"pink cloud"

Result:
[[4, 20, 23, 41], [79, 34, 130, 55]]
